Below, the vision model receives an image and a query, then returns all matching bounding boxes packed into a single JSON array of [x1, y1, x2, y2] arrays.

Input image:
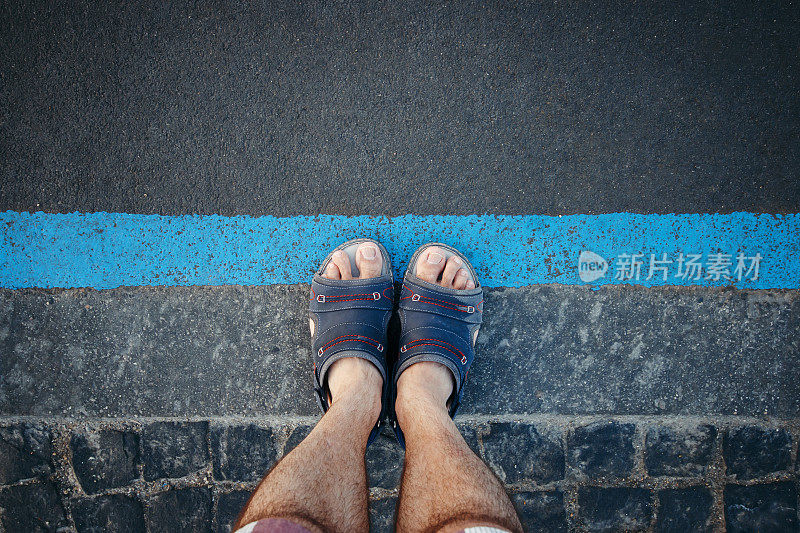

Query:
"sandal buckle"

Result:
[[372, 292, 381, 300], [377, 343, 384, 352], [411, 294, 421, 302], [466, 305, 475, 313], [461, 355, 468, 364], [317, 348, 324, 356], [316, 294, 325, 303]]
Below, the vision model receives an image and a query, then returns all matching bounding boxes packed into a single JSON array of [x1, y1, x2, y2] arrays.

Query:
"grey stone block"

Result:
[[482, 422, 564, 484], [645, 424, 717, 477], [466, 287, 800, 418], [512, 491, 567, 532], [2, 287, 798, 419], [211, 424, 279, 482], [71, 428, 140, 494], [724, 482, 798, 532], [215, 490, 251, 533], [723, 426, 792, 479], [0, 422, 52, 484], [567, 421, 635, 480], [0, 287, 316, 417], [655, 487, 713, 533], [142, 421, 209, 480], [72, 494, 145, 533], [577, 487, 654, 532], [0, 481, 67, 532], [369, 497, 397, 533], [146, 488, 212, 533], [366, 427, 403, 490]]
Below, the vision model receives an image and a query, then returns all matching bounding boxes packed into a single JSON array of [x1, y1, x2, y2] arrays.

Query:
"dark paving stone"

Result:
[[71, 428, 139, 494], [72, 494, 145, 533], [0, 481, 67, 532], [723, 426, 793, 479], [724, 482, 798, 532], [215, 490, 252, 533], [645, 424, 717, 477], [2, 287, 798, 418], [146, 488, 212, 533], [655, 487, 713, 533], [211, 424, 279, 482], [577, 487, 654, 532], [368, 497, 397, 533], [283, 424, 314, 456], [567, 421, 636, 480], [142, 421, 209, 480], [0, 422, 52, 484], [482, 422, 564, 484], [455, 422, 482, 457], [366, 427, 404, 490], [2, 2, 798, 217], [512, 491, 567, 533]]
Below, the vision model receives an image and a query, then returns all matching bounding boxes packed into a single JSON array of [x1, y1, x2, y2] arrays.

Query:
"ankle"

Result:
[[395, 361, 454, 408], [331, 378, 382, 421], [325, 358, 383, 428], [395, 364, 456, 430]]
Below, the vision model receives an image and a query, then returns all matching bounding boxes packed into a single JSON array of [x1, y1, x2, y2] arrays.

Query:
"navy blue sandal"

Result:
[[391, 242, 483, 448], [309, 238, 394, 446]]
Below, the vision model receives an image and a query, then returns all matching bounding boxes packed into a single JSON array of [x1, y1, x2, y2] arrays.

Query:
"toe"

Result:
[[440, 255, 463, 287], [356, 242, 383, 279], [331, 250, 352, 280], [324, 262, 341, 280], [466, 279, 476, 290], [453, 269, 469, 290], [416, 246, 446, 283]]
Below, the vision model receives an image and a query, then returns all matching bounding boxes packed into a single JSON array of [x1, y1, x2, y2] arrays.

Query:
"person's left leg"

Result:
[[235, 241, 387, 532], [234, 357, 382, 532]]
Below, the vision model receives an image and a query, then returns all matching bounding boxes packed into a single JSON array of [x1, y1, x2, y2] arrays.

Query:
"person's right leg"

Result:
[[395, 247, 522, 533]]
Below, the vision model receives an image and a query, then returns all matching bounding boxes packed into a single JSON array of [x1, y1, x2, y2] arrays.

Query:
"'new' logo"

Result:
[[578, 251, 608, 282]]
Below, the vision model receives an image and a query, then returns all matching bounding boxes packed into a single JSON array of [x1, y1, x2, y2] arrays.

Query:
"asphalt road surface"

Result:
[[2, 1, 798, 216]]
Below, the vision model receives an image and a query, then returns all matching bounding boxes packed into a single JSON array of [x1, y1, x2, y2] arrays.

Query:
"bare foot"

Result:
[[318, 242, 384, 412], [395, 246, 475, 421]]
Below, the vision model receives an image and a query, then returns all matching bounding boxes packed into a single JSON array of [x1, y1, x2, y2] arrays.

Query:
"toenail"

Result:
[[453, 257, 462, 265], [361, 245, 376, 260], [457, 270, 467, 277], [466, 280, 475, 289], [427, 252, 444, 264]]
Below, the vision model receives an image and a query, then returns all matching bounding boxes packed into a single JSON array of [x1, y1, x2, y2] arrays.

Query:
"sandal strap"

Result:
[[310, 275, 393, 445], [399, 281, 483, 324], [396, 277, 483, 418], [310, 275, 394, 313]]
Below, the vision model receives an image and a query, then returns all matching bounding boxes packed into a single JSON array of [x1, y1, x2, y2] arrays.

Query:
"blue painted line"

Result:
[[1, 211, 797, 289]]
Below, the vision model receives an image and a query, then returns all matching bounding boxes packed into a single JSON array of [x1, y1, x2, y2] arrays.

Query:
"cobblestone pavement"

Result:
[[1, 416, 798, 532]]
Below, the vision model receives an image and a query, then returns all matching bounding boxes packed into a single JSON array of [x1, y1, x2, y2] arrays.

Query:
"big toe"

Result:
[[415, 246, 446, 284], [356, 242, 383, 279]]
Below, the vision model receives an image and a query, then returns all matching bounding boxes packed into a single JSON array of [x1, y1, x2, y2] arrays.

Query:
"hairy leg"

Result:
[[395, 363, 522, 533], [235, 358, 381, 532]]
